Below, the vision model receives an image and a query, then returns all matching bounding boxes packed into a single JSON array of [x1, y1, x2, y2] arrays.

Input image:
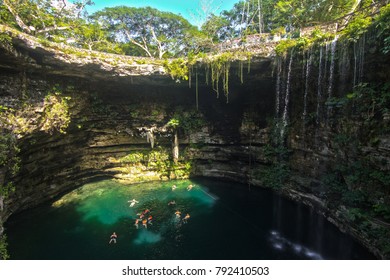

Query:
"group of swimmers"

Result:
[[134, 209, 153, 229], [171, 184, 193, 191], [109, 184, 194, 244]]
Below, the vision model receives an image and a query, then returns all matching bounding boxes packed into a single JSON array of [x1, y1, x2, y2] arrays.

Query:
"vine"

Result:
[[0, 234, 9, 260]]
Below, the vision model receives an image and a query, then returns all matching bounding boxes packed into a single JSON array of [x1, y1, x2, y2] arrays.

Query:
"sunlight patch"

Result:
[[133, 230, 162, 245]]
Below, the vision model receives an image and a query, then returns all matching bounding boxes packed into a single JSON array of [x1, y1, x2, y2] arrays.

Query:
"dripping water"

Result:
[[303, 48, 313, 121], [316, 46, 323, 125], [281, 53, 293, 139], [338, 42, 349, 98], [326, 37, 338, 122], [353, 34, 366, 87], [275, 57, 282, 118]]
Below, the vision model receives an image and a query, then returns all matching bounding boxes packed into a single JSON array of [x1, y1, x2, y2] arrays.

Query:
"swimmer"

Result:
[[172, 185, 177, 191], [175, 210, 181, 218], [187, 184, 193, 191], [142, 219, 148, 228], [183, 213, 190, 223], [148, 215, 153, 225], [128, 199, 139, 207], [109, 232, 117, 244], [134, 219, 139, 229], [143, 209, 150, 215], [168, 200, 176, 206]]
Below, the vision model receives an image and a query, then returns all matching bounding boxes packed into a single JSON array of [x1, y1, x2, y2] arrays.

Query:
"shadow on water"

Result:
[[5, 178, 376, 260]]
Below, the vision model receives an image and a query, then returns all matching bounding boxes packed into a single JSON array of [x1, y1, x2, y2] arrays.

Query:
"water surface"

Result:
[[5, 178, 375, 259]]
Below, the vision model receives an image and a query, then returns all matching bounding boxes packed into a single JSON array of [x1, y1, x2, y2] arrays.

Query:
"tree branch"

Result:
[[123, 29, 153, 58], [3, 0, 31, 34], [36, 26, 70, 34], [148, 24, 164, 59]]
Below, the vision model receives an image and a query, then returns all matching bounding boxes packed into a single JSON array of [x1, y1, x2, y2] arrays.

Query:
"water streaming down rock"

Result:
[[326, 37, 338, 121], [316, 46, 324, 125], [303, 48, 313, 122], [353, 34, 366, 87], [324, 42, 330, 90], [275, 57, 282, 118], [281, 53, 293, 139]]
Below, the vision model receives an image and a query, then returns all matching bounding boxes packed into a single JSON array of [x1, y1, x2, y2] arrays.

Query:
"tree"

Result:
[[202, 0, 277, 42], [273, 0, 359, 31], [201, 14, 230, 42], [71, 21, 124, 53], [189, 0, 222, 27], [91, 6, 200, 58], [0, 0, 93, 36]]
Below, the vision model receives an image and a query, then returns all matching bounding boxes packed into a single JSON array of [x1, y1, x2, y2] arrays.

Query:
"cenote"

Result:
[[1, 2, 390, 262], [5, 178, 374, 260]]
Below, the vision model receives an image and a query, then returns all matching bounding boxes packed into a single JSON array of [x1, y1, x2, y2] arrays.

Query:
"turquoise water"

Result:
[[5, 178, 375, 259]]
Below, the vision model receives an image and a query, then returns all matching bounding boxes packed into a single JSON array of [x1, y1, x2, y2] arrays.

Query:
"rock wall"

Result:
[[0, 53, 275, 223]]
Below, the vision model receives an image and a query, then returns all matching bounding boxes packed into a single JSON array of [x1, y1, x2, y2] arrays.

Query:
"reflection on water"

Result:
[[5, 178, 375, 260], [269, 230, 323, 260]]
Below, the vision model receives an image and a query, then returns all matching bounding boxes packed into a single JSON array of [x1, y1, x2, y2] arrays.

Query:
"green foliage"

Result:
[[0, 32, 11, 44], [375, 4, 390, 54], [163, 58, 189, 81], [256, 163, 290, 189], [175, 110, 206, 134], [119, 152, 145, 164], [373, 202, 390, 222], [167, 118, 180, 128], [342, 14, 372, 42], [41, 87, 71, 134], [0, 234, 10, 260], [116, 147, 191, 180], [344, 207, 366, 223], [275, 39, 298, 56], [0, 130, 20, 179], [90, 6, 200, 58], [0, 182, 15, 198], [254, 141, 291, 189], [201, 14, 230, 43]]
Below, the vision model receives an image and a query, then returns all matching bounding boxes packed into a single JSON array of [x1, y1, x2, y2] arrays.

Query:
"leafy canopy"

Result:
[[90, 6, 201, 59]]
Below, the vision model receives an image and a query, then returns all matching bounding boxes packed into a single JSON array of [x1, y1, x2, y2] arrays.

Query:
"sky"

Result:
[[82, 0, 240, 26]]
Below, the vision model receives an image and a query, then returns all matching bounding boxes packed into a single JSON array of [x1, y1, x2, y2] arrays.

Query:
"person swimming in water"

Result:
[[147, 215, 153, 225], [187, 184, 193, 191], [142, 219, 148, 228], [168, 200, 176, 206], [143, 209, 150, 215], [172, 185, 177, 191], [128, 199, 139, 207], [109, 232, 117, 244], [183, 213, 190, 223], [134, 219, 139, 229], [175, 210, 181, 218]]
